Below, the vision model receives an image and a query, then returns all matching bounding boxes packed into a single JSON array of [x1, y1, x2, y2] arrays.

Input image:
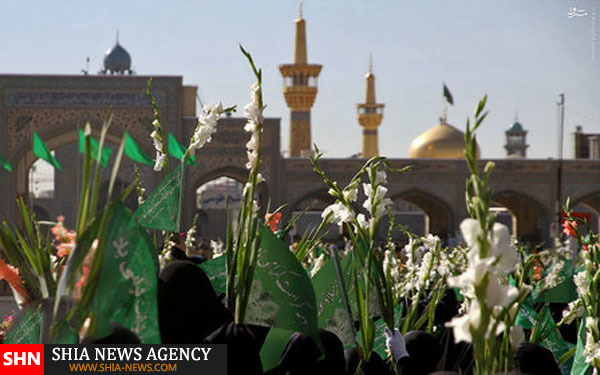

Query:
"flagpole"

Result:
[[76, 124, 81, 218], [556, 93, 565, 240], [28, 126, 34, 210], [176, 162, 186, 233]]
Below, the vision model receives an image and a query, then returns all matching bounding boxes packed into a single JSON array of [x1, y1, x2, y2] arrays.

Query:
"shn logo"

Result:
[[3, 352, 41, 366]]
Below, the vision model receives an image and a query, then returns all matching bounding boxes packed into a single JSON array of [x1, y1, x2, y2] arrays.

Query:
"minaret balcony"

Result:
[[279, 63, 322, 77], [356, 105, 384, 116]]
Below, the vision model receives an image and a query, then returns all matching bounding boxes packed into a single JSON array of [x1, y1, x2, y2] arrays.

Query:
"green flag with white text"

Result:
[[133, 164, 183, 233], [312, 254, 356, 347], [168, 133, 196, 165], [245, 224, 319, 338], [90, 202, 160, 343], [124, 132, 154, 166], [517, 298, 574, 374], [33, 132, 62, 170], [78, 129, 112, 168], [3, 308, 42, 344], [572, 314, 592, 375]]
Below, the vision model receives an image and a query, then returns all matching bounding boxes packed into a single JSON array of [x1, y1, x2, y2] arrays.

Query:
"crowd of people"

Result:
[[73, 256, 566, 375]]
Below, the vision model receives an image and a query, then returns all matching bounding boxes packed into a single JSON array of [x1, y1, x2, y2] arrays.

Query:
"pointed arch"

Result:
[[492, 190, 549, 243], [391, 189, 455, 239]]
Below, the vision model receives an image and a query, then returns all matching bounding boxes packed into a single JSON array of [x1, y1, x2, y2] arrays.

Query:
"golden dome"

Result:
[[408, 121, 479, 159]]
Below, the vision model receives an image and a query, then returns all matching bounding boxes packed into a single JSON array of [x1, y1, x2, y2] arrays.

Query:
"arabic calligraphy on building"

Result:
[[5, 90, 165, 108]]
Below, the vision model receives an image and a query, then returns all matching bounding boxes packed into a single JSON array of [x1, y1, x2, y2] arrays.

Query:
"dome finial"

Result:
[[116, 30, 119, 44], [514, 110, 519, 122], [440, 103, 448, 124], [299, 1, 303, 19], [368, 53, 373, 74]]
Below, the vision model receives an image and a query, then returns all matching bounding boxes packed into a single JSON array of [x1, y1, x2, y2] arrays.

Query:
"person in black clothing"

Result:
[[158, 261, 233, 344], [169, 233, 205, 264]]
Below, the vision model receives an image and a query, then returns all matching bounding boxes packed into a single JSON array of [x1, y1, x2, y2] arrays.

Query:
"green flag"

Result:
[[536, 262, 578, 303], [133, 164, 183, 232], [0, 153, 12, 172], [78, 129, 112, 168], [312, 254, 356, 347], [517, 299, 574, 374], [245, 224, 320, 338], [3, 308, 43, 344], [168, 133, 196, 165], [199, 255, 226, 293], [90, 202, 160, 343], [33, 132, 62, 170], [260, 327, 295, 371], [124, 132, 154, 166], [572, 314, 592, 375]]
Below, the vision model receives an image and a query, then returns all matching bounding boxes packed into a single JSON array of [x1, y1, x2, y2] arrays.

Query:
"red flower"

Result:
[[562, 220, 578, 237], [265, 212, 282, 233]]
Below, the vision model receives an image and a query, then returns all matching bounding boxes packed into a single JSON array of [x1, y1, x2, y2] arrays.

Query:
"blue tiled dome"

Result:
[[103, 42, 131, 74]]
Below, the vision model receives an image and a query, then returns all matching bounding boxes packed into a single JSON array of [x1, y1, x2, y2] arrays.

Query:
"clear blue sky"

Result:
[[2, 0, 599, 159]]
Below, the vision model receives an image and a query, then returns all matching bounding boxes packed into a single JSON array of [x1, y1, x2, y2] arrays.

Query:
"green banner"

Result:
[[245, 224, 319, 339], [572, 314, 592, 375], [78, 129, 112, 168], [90, 202, 160, 343], [124, 132, 154, 166], [517, 298, 574, 374], [33, 132, 62, 170], [312, 254, 356, 347], [199, 255, 226, 293], [168, 133, 196, 165], [259, 327, 295, 372], [133, 164, 183, 233], [4, 308, 43, 344]]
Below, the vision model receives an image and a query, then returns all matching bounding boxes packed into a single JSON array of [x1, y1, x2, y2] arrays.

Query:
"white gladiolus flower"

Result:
[[460, 219, 518, 274], [460, 218, 481, 249], [574, 271, 590, 297], [153, 152, 165, 172], [310, 254, 327, 277], [246, 150, 258, 170], [188, 102, 223, 156], [362, 185, 392, 220], [243, 82, 264, 173], [584, 317, 600, 366], [356, 213, 369, 232], [562, 300, 584, 324], [343, 186, 358, 202], [423, 234, 441, 250], [211, 239, 224, 258], [322, 202, 355, 225], [488, 223, 519, 273], [447, 255, 494, 299], [374, 170, 387, 185], [246, 131, 259, 152], [543, 260, 565, 290], [244, 83, 263, 125], [150, 128, 166, 171], [150, 128, 162, 152], [244, 121, 258, 133], [509, 326, 524, 349], [185, 225, 196, 251], [446, 301, 481, 343]]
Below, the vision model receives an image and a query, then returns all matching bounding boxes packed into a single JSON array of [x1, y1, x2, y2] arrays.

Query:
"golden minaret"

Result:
[[356, 56, 384, 158], [279, 5, 322, 157]]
